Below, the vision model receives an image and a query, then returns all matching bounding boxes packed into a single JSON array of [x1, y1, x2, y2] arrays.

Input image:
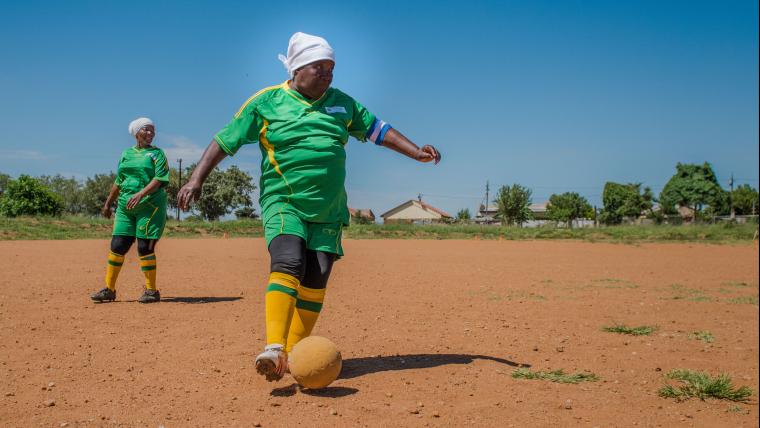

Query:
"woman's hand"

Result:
[[126, 192, 144, 209], [101, 204, 113, 219], [178, 181, 203, 211], [415, 145, 441, 164]]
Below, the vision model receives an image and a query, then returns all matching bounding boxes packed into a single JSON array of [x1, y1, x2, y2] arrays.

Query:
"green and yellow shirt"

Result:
[[214, 81, 390, 225], [114, 146, 170, 208]]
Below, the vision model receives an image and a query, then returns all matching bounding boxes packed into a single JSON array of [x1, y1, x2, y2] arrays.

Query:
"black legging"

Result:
[[268, 234, 336, 289], [110, 235, 158, 257]]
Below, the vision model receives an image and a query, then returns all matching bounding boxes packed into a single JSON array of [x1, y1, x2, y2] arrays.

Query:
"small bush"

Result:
[[602, 324, 657, 336], [512, 368, 599, 384], [659, 369, 753, 402], [689, 331, 715, 343]]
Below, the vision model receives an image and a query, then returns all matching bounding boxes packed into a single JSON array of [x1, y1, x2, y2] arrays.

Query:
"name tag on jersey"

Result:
[[325, 106, 347, 114]]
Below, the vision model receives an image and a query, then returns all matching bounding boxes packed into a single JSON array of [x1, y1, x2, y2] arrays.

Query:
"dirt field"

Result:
[[1, 239, 758, 427]]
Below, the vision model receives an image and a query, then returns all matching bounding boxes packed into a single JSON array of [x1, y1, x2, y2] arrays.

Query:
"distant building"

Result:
[[475, 204, 498, 224], [348, 208, 376, 223], [381, 198, 452, 224], [528, 202, 549, 220], [476, 201, 550, 225]]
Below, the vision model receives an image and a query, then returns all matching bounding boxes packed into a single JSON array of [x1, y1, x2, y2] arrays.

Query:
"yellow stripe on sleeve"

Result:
[[234, 83, 286, 118]]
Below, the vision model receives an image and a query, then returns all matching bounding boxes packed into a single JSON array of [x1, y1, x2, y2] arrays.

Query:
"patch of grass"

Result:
[[602, 324, 657, 336], [726, 295, 759, 306], [2, 216, 758, 242], [587, 278, 638, 289], [727, 405, 750, 414], [659, 370, 753, 402], [667, 284, 711, 302], [689, 331, 715, 343], [721, 281, 749, 288], [512, 368, 599, 384]]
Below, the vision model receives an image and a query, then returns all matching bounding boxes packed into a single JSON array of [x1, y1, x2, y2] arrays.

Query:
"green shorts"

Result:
[[113, 198, 166, 240], [264, 211, 344, 256]]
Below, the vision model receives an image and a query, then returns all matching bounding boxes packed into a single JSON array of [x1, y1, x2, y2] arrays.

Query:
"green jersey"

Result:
[[114, 146, 170, 207], [214, 81, 388, 225]]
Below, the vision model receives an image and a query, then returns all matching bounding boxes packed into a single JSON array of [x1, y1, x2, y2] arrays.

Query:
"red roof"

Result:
[[418, 200, 452, 218], [349, 208, 375, 218]]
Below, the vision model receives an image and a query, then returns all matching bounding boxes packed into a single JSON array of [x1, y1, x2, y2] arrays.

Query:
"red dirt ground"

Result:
[[1, 239, 758, 427]]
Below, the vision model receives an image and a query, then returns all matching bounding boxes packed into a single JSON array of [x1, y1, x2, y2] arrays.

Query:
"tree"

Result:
[[188, 164, 256, 221], [495, 184, 533, 226], [599, 182, 654, 225], [81, 173, 117, 216], [165, 165, 193, 213], [732, 184, 759, 215], [0, 172, 10, 196], [0, 175, 63, 217], [235, 206, 259, 219], [39, 174, 85, 214], [659, 162, 727, 219], [350, 210, 372, 225], [546, 192, 592, 228], [455, 208, 471, 221]]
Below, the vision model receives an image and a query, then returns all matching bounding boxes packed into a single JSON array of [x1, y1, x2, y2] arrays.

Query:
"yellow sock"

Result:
[[139, 253, 157, 290], [105, 251, 125, 290], [265, 272, 299, 347], [285, 285, 326, 353]]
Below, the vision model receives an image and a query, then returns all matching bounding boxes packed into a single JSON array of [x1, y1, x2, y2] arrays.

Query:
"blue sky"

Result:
[[1, 0, 757, 217]]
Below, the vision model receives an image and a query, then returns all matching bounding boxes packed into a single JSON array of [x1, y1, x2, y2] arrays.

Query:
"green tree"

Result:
[[731, 184, 759, 215], [659, 163, 727, 219], [495, 184, 533, 226], [235, 206, 259, 219], [456, 208, 471, 221], [165, 165, 193, 213], [0, 175, 63, 217], [0, 172, 10, 196], [547, 192, 593, 228], [600, 182, 654, 225], [39, 174, 85, 214], [350, 210, 372, 225], [81, 173, 117, 216], [188, 164, 256, 221]]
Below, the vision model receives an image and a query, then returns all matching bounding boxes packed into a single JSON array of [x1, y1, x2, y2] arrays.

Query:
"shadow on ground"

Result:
[[160, 296, 243, 304], [340, 354, 530, 379], [271, 383, 359, 398]]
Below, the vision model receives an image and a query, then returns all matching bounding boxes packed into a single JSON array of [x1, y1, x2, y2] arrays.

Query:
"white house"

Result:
[[381, 199, 452, 224]]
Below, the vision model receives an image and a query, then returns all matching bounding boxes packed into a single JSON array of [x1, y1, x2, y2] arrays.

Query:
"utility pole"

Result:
[[177, 158, 183, 221], [485, 180, 490, 211], [729, 173, 735, 219]]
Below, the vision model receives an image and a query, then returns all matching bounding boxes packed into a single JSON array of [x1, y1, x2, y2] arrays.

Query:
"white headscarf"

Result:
[[128, 117, 154, 137], [278, 32, 335, 77]]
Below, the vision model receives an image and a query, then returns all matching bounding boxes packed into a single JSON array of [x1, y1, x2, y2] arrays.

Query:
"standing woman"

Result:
[[178, 33, 441, 381], [90, 117, 170, 304]]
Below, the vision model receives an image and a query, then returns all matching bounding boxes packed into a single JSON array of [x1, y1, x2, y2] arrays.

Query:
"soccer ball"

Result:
[[289, 336, 342, 389]]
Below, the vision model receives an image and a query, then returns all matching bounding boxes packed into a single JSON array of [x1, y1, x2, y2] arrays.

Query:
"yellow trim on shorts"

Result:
[[143, 202, 159, 237]]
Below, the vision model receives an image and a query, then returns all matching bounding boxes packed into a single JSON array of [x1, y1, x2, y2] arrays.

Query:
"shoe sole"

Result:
[[255, 359, 283, 382], [90, 297, 115, 303], [138, 299, 160, 304]]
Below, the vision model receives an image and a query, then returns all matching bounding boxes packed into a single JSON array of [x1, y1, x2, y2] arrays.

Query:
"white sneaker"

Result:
[[255, 344, 287, 382]]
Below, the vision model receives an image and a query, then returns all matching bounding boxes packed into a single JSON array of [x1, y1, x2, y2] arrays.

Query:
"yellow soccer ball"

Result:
[[289, 336, 342, 389]]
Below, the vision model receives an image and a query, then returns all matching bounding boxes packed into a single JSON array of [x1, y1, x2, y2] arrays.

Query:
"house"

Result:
[[475, 202, 550, 224], [381, 198, 452, 224], [348, 208, 376, 223], [475, 204, 498, 224], [529, 202, 549, 220]]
